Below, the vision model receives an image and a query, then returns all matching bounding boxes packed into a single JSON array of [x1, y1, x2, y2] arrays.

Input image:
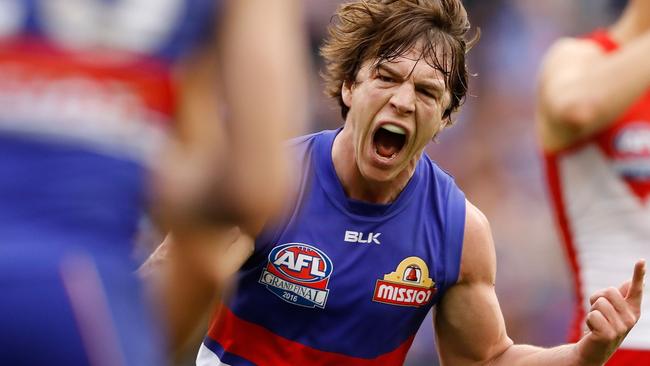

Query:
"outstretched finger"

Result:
[[625, 259, 646, 304]]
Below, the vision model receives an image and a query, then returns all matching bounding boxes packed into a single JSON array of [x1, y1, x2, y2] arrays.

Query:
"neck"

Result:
[[610, 0, 650, 43], [331, 126, 415, 204]]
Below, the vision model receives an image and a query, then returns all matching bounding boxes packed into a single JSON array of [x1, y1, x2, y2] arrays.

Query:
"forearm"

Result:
[[438, 206, 644, 366], [139, 228, 251, 353], [218, 0, 307, 225], [162, 244, 220, 354], [139, 237, 219, 353], [487, 343, 589, 366]]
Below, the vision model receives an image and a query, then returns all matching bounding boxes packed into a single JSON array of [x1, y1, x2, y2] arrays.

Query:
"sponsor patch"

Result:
[[612, 124, 650, 179], [373, 257, 436, 307], [259, 243, 333, 309], [614, 123, 650, 157]]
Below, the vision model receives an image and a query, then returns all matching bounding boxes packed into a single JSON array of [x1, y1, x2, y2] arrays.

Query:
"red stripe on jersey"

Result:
[[584, 29, 618, 52], [0, 37, 176, 122], [606, 349, 650, 366], [206, 305, 415, 366], [543, 154, 585, 343]]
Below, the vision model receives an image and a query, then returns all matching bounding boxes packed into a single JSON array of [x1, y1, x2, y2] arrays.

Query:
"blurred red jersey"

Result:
[[544, 29, 650, 366]]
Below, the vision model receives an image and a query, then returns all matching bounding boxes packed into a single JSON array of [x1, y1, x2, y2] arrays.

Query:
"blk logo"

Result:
[[344, 230, 381, 244]]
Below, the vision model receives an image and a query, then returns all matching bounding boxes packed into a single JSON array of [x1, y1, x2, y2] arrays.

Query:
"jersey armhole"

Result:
[[441, 185, 466, 292]]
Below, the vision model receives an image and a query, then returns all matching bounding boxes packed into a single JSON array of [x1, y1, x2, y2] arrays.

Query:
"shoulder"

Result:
[[285, 129, 337, 158], [536, 37, 608, 150], [458, 200, 496, 284], [283, 131, 324, 173], [286, 131, 323, 147], [418, 155, 467, 234], [420, 157, 467, 220], [539, 37, 605, 79], [419, 154, 460, 191], [286, 131, 319, 155]]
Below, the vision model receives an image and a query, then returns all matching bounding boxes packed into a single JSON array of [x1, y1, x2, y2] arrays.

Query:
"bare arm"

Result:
[[216, 0, 308, 232], [149, 1, 307, 351], [537, 32, 650, 151], [139, 227, 254, 355], [156, 0, 308, 233], [435, 200, 645, 366]]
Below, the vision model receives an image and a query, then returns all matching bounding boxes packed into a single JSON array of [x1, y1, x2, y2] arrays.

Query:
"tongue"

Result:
[[374, 128, 403, 158]]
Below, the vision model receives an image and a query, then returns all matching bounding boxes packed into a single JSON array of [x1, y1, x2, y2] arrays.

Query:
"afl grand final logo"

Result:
[[373, 257, 436, 307], [259, 243, 333, 309]]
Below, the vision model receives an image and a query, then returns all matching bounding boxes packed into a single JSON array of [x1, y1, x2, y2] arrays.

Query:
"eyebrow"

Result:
[[376, 63, 445, 96]]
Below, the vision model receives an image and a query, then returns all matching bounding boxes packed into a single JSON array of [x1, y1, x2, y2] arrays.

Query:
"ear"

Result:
[[341, 80, 354, 108], [441, 115, 451, 129], [432, 117, 451, 142]]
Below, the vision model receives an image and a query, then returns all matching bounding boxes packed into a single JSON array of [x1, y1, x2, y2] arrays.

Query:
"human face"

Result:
[[341, 45, 452, 183]]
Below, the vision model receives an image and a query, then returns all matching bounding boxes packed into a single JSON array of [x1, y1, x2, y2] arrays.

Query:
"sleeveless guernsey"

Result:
[[197, 129, 466, 366]]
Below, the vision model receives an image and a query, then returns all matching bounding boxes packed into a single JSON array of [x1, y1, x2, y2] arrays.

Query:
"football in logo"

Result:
[[259, 243, 333, 308], [373, 257, 436, 307]]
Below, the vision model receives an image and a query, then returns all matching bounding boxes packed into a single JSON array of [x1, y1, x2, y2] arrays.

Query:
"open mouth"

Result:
[[373, 124, 407, 159]]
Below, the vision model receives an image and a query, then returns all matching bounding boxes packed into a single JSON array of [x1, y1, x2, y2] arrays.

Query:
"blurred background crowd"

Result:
[[299, 1, 626, 365]]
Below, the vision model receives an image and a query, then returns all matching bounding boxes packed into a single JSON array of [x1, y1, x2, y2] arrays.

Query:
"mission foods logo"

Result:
[[259, 243, 333, 309], [373, 257, 436, 307]]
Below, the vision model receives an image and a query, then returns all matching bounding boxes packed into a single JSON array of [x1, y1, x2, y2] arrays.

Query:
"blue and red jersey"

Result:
[[0, 1, 216, 365], [0, 0, 216, 255], [198, 129, 466, 366]]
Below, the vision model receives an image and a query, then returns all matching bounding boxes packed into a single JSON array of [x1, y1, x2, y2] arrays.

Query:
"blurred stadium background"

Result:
[[168, 1, 627, 364], [299, 1, 626, 365]]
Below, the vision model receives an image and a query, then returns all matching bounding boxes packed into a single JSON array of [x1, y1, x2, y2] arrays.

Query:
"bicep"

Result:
[[435, 279, 512, 365], [434, 201, 513, 365]]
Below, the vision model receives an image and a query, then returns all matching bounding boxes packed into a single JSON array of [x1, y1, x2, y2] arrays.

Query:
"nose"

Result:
[[389, 83, 415, 115]]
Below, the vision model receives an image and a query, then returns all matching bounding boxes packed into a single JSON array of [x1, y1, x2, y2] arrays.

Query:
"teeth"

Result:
[[381, 124, 406, 135]]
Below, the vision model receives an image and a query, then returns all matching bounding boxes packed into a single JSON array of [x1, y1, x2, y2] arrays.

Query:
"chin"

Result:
[[359, 164, 400, 184]]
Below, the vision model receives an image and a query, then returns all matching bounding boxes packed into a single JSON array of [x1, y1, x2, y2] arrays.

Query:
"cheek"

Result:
[[415, 109, 443, 139], [351, 88, 388, 124], [354, 84, 389, 108]]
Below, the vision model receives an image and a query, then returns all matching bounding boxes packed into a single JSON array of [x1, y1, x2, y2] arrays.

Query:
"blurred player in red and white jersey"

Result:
[[537, 0, 650, 364], [0, 0, 307, 364]]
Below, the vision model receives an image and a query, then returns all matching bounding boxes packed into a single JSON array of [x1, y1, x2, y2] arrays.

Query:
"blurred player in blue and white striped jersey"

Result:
[[0, 1, 307, 364]]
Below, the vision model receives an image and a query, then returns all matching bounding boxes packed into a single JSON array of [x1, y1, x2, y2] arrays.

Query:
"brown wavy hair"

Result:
[[320, 0, 478, 123]]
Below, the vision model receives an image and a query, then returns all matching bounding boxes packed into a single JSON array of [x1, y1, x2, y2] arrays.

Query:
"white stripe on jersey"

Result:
[[196, 343, 231, 366], [559, 145, 650, 349]]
